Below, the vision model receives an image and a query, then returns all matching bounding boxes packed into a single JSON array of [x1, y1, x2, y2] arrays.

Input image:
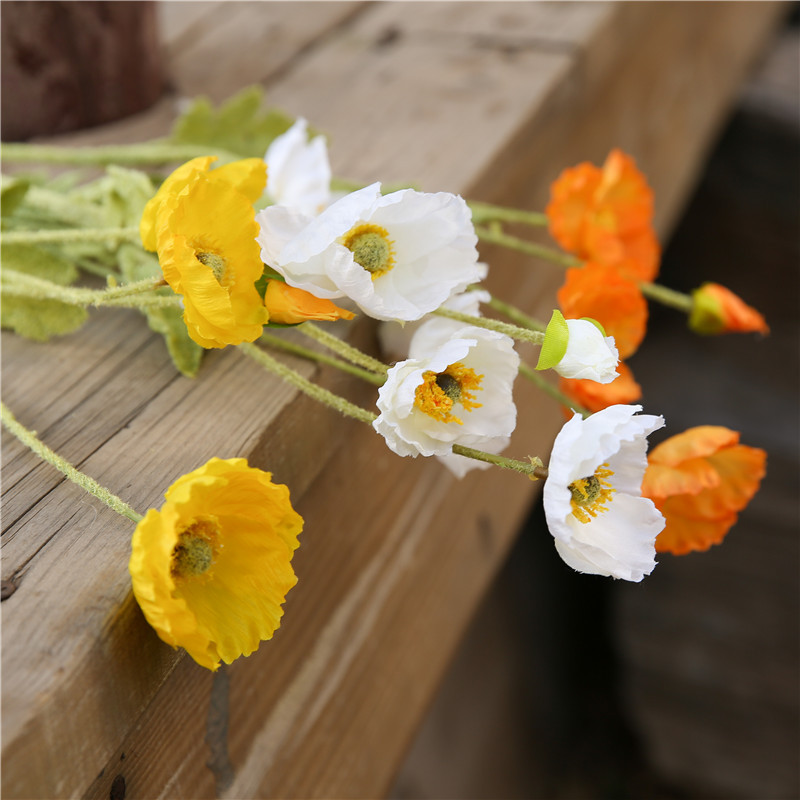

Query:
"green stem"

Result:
[[451, 445, 548, 479], [1, 270, 176, 309], [259, 331, 385, 386], [485, 295, 546, 332], [639, 281, 693, 313], [239, 342, 378, 424], [0, 402, 143, 523], [518, 363, 590, 418], [0, 141, 241, 166], [298, 322, 389, 376], [241, 343, 549, 479], [432, 308, 545, 347], [1, 227, 141, 245], [468, 200, 548, 227], [475, 225, 580, 268]]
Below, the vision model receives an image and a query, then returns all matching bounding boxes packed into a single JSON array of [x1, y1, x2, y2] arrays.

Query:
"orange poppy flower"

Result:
[[558, 263, 648, 359], [641, 426, 767, 555], [560, 361, 642, 415], [547, 149, 660, 281], [689, 283, 770, 336], [264, 281, 355, 325]]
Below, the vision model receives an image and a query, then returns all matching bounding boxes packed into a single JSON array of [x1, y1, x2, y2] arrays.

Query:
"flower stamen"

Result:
[[568, 464, 615, 524], [414, 362, 483, 424], [341, 223, 395, 279], [171, 517, 221, 579], [195, 251, 227, 283]]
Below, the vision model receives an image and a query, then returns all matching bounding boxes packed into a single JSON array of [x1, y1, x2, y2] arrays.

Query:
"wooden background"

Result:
[[1, 3, 790, 798]]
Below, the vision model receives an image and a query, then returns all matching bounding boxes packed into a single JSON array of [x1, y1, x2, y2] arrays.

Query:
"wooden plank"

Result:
[[1, 2, 786, 798]]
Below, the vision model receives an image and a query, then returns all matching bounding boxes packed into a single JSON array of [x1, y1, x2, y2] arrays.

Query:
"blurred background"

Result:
[[391, 11, 800, 799], [2, 3, 797, 798]]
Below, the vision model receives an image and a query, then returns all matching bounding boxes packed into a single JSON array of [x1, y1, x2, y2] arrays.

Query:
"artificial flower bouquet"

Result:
[[0, 88, 767, 671]]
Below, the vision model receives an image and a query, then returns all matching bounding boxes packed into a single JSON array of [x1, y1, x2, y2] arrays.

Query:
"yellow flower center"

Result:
[[195, 250, 227, 283], [568, 464, 615, 524], [341, 223, 395, 279], [171, 517, 221, 579], [414, 362, 483, 424]]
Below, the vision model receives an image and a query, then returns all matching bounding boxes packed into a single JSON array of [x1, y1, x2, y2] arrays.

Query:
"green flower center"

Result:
[[196, 251, 227, 283], [341, 223, 395, 278], [435, 372, 462, 402], [171, 518, 220, 579]]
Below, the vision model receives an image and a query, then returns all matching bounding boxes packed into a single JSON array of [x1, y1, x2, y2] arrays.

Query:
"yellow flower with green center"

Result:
[[155, 172, 270, 348], [568, 464, 615, 523], [129, 458, 303, 671], [340, 223, 395, 279], [413, 362, 483, 425]]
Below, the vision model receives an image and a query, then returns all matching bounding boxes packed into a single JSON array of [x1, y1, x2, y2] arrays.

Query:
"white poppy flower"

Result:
[[543, 404, 666, 581], [264, 118, 332, 215], [256, 183, 483, 321], [373, 326, 519, 476], [537, 311, 619, 383], [378, 280, 489, 362]]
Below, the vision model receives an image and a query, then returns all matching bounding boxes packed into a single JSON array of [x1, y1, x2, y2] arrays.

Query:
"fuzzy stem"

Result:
[[1, 270, 178, 309], [1, 227, 141, 245], [639, 281, 693, 313], [0, 141, 240, 166], [485, 295, 546, 332], [0, 403, 143, 523], [239, 342, 378, 424], [468, 200, 548, 227], [451, 444, 549, 480], [259, 331, 385, 386], [298, 322, 389, 376], [475, 225, 580, 268], [518, 363, 590, 418], [432, 308, 545, 346]]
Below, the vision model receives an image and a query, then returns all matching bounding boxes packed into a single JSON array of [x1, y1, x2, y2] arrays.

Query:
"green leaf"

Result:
[[117, 244, 203, 377], [1, 294, 88, 341], [0, 242, 78, 284], [536, 309, 569, 370], [169, 86, 295, 159], [1, 176, 30, 217]]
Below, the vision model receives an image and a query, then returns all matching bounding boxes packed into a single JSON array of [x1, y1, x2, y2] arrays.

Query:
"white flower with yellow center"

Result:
[[543, 404, 666, 581], [373, 325, 519, 477], [264, 118, 332, 215], [256, 183, 483, 321]]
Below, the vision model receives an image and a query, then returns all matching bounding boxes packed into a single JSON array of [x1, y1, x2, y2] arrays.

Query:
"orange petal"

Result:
[[642, 458, 722, 499], [264, 281, 355, 324], [648, 425, 740, 466], [546, 162, 601, 254], [655, 502, 739, 554], [558, 263, 648, 358], [560, 360, 641, 414], [594, 149, 655, 238]]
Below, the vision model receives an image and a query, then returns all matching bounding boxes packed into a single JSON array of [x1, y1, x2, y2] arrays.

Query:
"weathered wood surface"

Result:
[[1, 3, 786, 798]]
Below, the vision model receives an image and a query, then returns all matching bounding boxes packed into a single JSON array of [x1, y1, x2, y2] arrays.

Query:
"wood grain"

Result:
[[1, 2, 786, 798]]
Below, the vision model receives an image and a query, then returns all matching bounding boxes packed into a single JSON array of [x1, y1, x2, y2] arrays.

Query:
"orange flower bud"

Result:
[[689, 282, 769, 335], [641, 426, 767, 555], [264, 281, 355, 325]]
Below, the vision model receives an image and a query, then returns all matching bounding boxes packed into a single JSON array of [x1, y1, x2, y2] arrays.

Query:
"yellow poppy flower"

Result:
[[140, 156, 266, 251], [156, 172, 269, 348], [129, 458, 303, 670]]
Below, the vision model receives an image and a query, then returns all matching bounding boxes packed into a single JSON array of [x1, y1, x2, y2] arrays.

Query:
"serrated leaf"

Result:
[[103, 166, 156, 227], [1, 242, 78, 284], [1, 176, 30, 217], [169, 86, 295, 159], [1, 294, 88, 341], [116, 243, 203, 377]]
